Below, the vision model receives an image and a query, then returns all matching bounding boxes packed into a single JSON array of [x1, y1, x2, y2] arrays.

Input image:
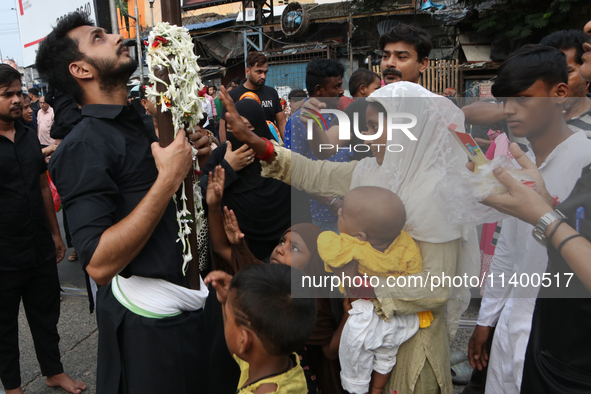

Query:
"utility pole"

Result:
[[117, 0, 145, 83], [149, 0, 155, 27], [109, 0, 119, 34]]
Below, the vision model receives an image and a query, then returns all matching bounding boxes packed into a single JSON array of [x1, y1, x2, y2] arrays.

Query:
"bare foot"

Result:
[[6, 387, 24, 394], [46, 372, 87, 393]]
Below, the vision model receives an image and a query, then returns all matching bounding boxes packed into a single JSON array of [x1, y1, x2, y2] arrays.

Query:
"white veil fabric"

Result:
[[349, 82, 479, 338]]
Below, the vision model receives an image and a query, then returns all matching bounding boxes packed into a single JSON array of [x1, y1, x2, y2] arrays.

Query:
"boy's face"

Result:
[[502, 79, 567, 138]]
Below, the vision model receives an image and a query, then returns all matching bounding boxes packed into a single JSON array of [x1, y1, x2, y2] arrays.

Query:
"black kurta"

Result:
[[0, 121, 63, 390], [0, 121, 54, 270], [49, 105, 204, 394]]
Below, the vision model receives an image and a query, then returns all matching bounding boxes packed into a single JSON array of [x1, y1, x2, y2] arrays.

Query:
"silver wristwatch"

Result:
[[532, 210, 566, 246]]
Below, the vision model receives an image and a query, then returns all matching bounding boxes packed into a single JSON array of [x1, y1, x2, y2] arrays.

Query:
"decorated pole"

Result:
[[146, 24, 206, 290]]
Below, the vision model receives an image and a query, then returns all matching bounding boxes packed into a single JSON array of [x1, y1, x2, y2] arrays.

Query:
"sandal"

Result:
[[451, 360, 473, 385], [450, 350, 469, 366], [68, 251, 78, 262]]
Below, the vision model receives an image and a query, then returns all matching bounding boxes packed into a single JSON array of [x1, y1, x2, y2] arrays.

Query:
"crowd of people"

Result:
[[1, 9, 591, 394]]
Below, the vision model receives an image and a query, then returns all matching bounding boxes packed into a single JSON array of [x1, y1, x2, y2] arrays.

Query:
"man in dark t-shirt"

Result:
[[219, 51, 286, 142]]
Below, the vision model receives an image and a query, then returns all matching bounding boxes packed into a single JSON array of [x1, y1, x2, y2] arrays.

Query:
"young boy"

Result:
[[204, 264, 317, 394], [318, 186, 430, 394], [468, 44, 591, 394]]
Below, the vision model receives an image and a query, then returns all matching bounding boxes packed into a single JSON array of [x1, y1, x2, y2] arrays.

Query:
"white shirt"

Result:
[[477, 131, 591, 394]]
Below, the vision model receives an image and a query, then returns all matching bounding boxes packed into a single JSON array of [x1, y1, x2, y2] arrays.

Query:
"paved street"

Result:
[[1, 211, 476, 394], [0, 211, 97, 394]]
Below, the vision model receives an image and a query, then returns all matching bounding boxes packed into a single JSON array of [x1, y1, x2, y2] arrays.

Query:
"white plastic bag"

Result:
[[433, 155, 534, 225]]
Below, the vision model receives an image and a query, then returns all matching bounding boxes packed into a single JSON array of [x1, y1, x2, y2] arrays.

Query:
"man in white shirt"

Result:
[[468, 45, 591, 394]]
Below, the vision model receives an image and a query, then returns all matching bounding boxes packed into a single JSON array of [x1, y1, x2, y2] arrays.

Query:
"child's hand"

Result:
[[204, 270, 233, 304], [206, 166, 225, 207], [222, 206, 245, 245]]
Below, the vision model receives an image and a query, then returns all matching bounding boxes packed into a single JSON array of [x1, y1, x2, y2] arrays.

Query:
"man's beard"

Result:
[[0, 105, 22, 123], [248, 74, 265, 87], [86, 49, 138, 92]]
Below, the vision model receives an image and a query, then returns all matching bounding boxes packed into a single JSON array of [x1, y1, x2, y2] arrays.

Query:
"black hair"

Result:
[[35, 12, 94, 105], [349, 68, 380, 96], [539, 30, 591, 66], [27, 87, 39, 96], [0, 64, 22, 88], [230, 264, 317, 356], [378, 22, 433, 61], [288, 88, 307, 102], [492, 44, 568, 98], [231, 77, 241, 85], [208, 85, 217, 92], [246, 51, 268, 68], [305, 58, 345, 95]]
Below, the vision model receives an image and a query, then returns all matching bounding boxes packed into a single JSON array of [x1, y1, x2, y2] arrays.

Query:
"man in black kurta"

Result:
[[0, 65, 86, 394], [36, 13, 211, 394]]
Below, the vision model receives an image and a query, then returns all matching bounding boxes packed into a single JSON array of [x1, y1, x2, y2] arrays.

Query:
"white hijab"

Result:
[[350, 82, 468, 243], [349, 82, 479, 338]]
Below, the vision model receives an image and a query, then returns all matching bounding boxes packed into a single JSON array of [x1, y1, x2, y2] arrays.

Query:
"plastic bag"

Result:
[[433, 155, 534, 225]]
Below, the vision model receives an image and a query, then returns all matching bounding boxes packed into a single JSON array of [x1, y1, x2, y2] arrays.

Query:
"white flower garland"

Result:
[[145, 22, 206, 275]]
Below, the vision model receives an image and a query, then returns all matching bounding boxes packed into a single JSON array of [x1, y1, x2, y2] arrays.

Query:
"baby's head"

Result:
[[224, 264, 317, 359], [337, 186, 406, 249]]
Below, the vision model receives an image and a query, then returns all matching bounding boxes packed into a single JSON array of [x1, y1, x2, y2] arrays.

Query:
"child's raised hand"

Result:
[[206, 165, 225, 207], [222, 206, 245, 245], [204, 270, 233, 304]]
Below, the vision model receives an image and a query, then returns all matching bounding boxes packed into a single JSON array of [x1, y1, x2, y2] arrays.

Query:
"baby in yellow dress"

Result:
[[318, 186, 433, 394]]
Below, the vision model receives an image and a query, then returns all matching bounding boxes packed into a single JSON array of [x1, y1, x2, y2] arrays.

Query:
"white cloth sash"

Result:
[[112, 274, 209, 318]]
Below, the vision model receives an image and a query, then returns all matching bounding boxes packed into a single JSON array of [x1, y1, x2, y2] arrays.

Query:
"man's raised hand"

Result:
[[151, 129, 193, 193]]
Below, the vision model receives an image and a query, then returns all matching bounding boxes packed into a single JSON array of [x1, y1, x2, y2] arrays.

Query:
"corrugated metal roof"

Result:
[[185, 17, 235, 31]]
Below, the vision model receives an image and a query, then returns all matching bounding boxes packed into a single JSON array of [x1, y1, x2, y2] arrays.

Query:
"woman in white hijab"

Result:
[[221, 82, 478, 394]]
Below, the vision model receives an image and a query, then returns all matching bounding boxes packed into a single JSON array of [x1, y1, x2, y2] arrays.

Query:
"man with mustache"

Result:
[[35, 12, 211, 394], [0, 64, 86, 394], [379, 23, 432, 85], [219, 51, 286, 143]]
